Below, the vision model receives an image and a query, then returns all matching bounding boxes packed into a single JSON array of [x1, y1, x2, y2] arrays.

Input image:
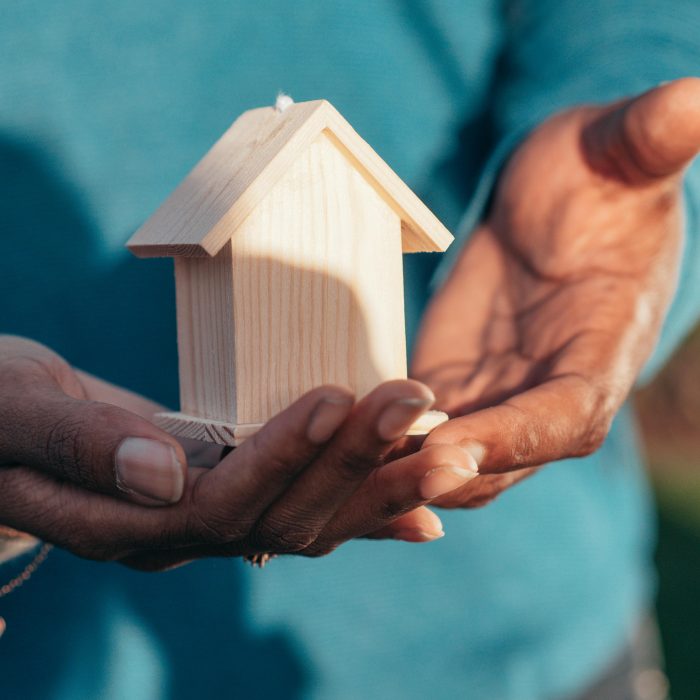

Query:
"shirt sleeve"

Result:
[[434, 0, 700, 382]]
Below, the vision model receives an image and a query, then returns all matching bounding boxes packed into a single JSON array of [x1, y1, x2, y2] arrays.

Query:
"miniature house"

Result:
[[127, 99, 453, 445]]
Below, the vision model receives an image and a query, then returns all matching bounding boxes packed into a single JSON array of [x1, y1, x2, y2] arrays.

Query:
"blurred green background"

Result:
[[636, 325, 700, 700]]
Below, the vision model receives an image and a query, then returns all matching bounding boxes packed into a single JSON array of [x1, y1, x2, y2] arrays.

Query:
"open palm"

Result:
[[408, 78, 700, 509]]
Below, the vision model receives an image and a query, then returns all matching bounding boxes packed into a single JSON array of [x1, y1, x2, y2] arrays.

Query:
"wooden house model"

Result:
[[127, 98, 453, 445]]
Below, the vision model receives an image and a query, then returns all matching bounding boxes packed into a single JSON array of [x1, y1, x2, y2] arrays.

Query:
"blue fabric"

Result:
[[0, 2, 698, 698]]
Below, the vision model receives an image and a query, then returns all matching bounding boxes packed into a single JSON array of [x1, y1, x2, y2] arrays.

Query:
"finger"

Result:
[[14, 445, 470, 569], [123, 504, 448, 571], [364, 507, 444, 542], [383, 433, 426, 461], [75, 369, 168, 419], [0, 464, 195, 560], [423, 374, 608, 475], [0, 370, 188, 506], [250, 380, 435, 553], [304, 443, 478, 554], [112, 384, 441, 563], [189, 385, 354, 546], [584, 77, 700, 182], [2, 387, 355, 561], [428, 468, 539, 510], [126, 443, 478, 565]]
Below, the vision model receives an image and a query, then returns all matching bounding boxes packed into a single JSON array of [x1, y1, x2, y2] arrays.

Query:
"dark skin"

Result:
[[0, 337, 478, 570], [397, 77, 700, 516], [1, 79, 698, 564]]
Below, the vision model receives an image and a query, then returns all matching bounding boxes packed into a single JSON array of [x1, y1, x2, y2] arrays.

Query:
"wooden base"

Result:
[[155, 409, 449, 447]]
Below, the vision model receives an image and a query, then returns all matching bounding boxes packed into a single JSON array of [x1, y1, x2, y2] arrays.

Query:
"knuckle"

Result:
[[572, 385, 613, 457], [333, 449, 382, 482], [43, 411, 96, 487], [187, 474, 255, 544], [510, 429, 539, 467], [189, 508, 253, 545], [251, 515, 316, 554], [499, 403, 541, 467], [250, 430, 298, 478], [575, 418, 609, 457], [373, 497, 405, 521], [368, 473, 408, 521], [44, 401, 156, 489]]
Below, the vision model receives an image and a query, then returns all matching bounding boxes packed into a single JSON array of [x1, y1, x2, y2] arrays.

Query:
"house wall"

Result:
[[230, 130, 407, 425], [174, 242, 237, 422]]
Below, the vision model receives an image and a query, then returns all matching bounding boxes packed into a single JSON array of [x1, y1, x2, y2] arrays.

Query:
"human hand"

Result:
[[0, 337, 478, 569], [406, 78, 700, 509]]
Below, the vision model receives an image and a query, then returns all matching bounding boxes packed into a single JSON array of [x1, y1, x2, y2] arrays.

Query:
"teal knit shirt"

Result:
[[1, 2, 699, 698]]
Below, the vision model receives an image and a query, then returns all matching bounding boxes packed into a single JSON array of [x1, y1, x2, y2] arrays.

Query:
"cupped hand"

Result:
[[0, 337, 478, 569], [405, 78, 700, 509]]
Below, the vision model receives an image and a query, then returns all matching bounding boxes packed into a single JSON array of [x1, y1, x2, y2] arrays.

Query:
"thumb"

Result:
[[0, 386, 187, 506], [584, 77, 700, 182]]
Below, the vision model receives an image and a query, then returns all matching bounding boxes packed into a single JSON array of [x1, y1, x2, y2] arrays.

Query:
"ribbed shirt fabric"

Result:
[[1, 2, 699, 698]]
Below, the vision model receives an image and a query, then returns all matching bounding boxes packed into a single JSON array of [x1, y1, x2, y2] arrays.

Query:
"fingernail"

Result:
[[307, 396, 354, 444], [420, 462, 478, 500], [377, 396, 434, 442], [392, 529, 445, 543], [115, 438, 185, 504], [423, 508, 445, 533], [460, 441, 486, 469]]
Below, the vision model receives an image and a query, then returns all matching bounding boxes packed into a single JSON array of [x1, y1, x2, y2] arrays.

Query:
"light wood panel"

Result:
[[128, 101, 328, 257], [318, 117, 452, 253], [153, 411, 448, 447], [127, 100, 453, 258], [154, 412, 261, 446], [174, 243, 236, 422], [230, 130, 407, 424], [143, 101, 456, 444]]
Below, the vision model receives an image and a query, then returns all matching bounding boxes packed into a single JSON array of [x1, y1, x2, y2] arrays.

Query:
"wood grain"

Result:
[[154, 410, 448, 447], [174, 242, 236, 422], [130, 99, 455, 444], [230, 131, 407, 424], [127, 100, 453, 257], [154, 412, 260, 446]]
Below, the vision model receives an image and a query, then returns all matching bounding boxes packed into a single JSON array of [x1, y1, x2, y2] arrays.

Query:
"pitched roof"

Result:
[[127, 100, 453, 257]]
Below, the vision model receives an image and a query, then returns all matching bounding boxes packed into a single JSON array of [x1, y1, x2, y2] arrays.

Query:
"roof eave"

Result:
[[126, 241, 213, 258], [126, 99, 453, 258]]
